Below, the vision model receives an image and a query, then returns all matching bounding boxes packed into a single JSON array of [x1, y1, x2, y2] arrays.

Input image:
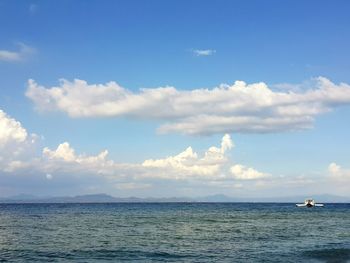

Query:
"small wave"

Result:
[[303, 248, 350, 263], [0, 248, 195, 261]]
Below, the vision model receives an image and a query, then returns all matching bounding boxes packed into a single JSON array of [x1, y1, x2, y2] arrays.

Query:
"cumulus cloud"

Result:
[[37, 133, 268, 190], [142, 134, 233, 179], [0, 110, 28, 146], [230, 164, 270, 180], [26, 77, 350, 135], [43, 142, 77, 162], [193, 49, 216, 56], [328, 162, 340, 174], [0, 112, 268, 190], [0, 109, 113, 179], [0, 43, 35, 62], [323, 162, 350, 196], [42, 142, 116, 176], [0, 110, 39, 172], [38, 134, 260, 186], [4, 107, 349, 197], [43, 142, 110, 167], [328, 162, 350, 181]]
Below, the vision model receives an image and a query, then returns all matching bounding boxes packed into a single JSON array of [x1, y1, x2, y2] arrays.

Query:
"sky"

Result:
[[0, 0, 350, 198]]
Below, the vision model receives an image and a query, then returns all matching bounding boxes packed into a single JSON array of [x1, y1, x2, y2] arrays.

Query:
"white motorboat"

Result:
[[296, 198, 324, 207]]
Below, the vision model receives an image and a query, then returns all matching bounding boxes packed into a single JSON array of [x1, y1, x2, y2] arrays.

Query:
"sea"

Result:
[[0, 203, 349, 262]]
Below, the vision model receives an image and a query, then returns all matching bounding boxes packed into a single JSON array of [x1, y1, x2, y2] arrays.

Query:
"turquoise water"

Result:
[[0, 203, 349, 262]]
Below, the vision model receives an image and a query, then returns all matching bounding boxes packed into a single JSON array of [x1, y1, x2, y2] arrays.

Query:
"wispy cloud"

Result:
[[29, 4, 38, 14], [0, 43, 35, 62], [192, 49, 216, 56]]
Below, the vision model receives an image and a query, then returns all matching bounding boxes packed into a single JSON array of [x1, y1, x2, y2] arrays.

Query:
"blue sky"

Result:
[[0, 0, 350, 198]]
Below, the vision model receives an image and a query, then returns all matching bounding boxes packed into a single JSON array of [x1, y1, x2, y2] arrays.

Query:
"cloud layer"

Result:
[[0, 109, 272, 194], [1, 107, 349, 197], [26, 77, 350, 135]]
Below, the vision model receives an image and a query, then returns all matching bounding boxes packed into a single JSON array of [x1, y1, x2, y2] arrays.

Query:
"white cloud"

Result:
[[0, 43, 35, 62], [2, 107, 349, 197], [221, 133, 234, 152], [0, 110, 28, 146], [0, 109, 114, 178], [0, 110, 275, 199], [43, 142, 76, 162], [142, 134, 233, 179], [230, 164, 270, 180], [0, 116, 264, 188], [37, 134, 241, 185], [193, 49, 216, 56], [42, 142, 115, 176], [328, 162, 350, 181], [324, 163, 350, 196], [328, 162, 341, 174], [0, 110, 39, 172], [26, 77, 350, 135]]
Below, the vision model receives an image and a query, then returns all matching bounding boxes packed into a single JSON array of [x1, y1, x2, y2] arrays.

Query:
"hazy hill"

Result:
[[1, 193, 349, 203]]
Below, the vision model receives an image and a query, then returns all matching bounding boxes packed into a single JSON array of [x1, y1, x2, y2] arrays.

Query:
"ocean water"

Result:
[[0, 203, 349, 262]]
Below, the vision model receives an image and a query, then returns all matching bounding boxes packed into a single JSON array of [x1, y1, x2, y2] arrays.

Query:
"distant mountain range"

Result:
[[0, 193, 349, 203]]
